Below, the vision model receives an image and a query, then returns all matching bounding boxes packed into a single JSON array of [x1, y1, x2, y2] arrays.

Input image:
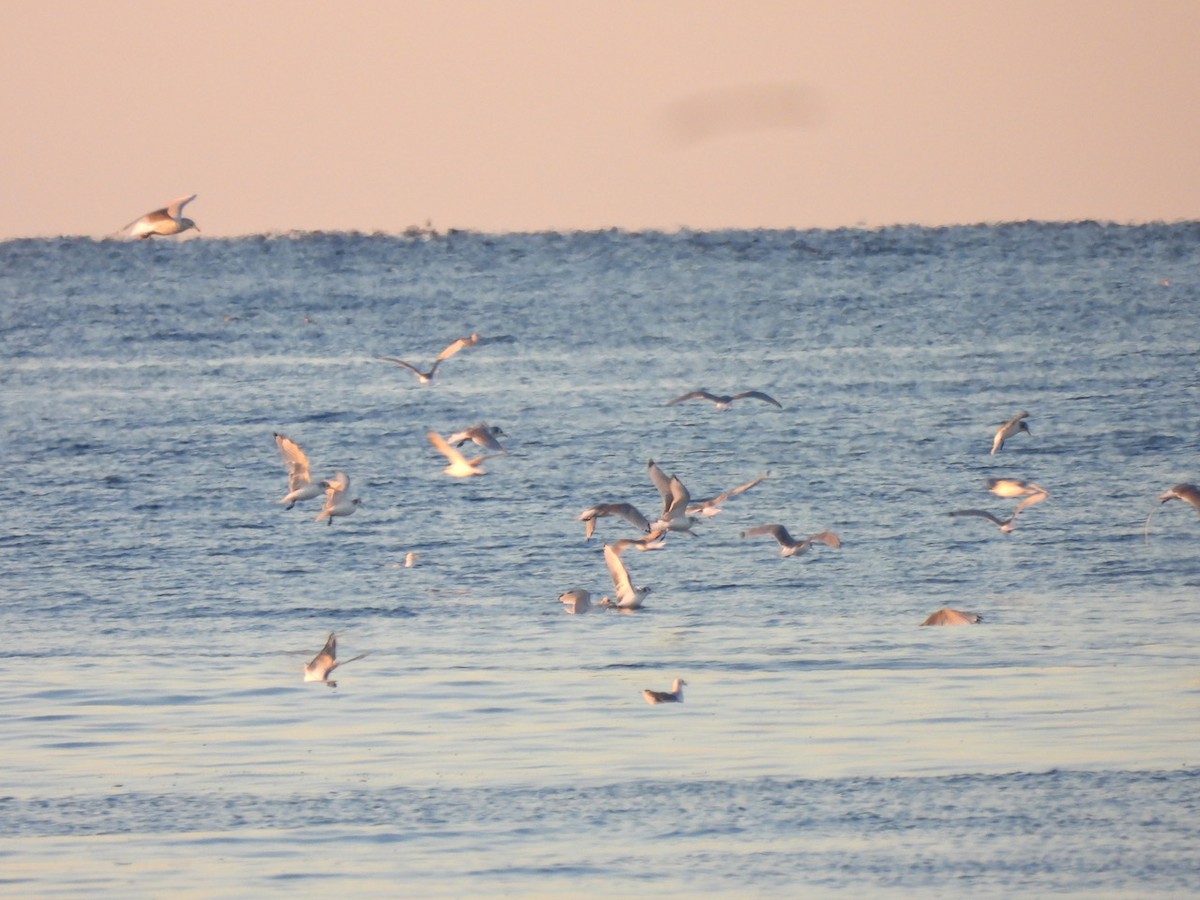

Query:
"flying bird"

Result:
[[123, 194, 199, 238], [375, 356, 440, 383], [687, 471, 769, 517], [578, 502, 652, 541], [648, 459, 699, 536], [274, 432, 325, 509], [436, 332, 481, 361], [947, 508, 1020, 533], [985, 478, 1049, 514], [304, 632, 368, 683], [448, 422, 506, 451], [667, 389, 782, 410], [991, 410, 1031, 454], [599, 542, 651, 609], [609, 527, 669, 554], [741, 524, 842, 557], [643, 678, 686, 705], [1144, 482, 1200, 542], [315, 471, 361, 524], [921, 608, 982, 626], [558, 589, 592, 614], [427, 430, 492, 477]]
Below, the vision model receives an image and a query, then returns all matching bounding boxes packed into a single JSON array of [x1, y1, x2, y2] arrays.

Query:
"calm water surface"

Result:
[[1, 224, 1198, 896]]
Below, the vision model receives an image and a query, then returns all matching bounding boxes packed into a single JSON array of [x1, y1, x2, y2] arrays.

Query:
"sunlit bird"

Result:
[[558, 589, 592, 614], [643, 678, 686, 705], [1144, 482, 1200, 542], [687, 471, 769, 517], [315, 471, 361, 524], [599, 542, 651, 610], [648, 459, 699, 536], [741, 524, 841, 557], [427, 430, 492, 477], [921, 608, 982, 626], [274, 432, 325, 509], [578, 502, 652, 541], [436, 332, 481, 361], [991, 410, 1031, 454], [985, 478, 1049, 514], [304, 632, 368, 683], [667, 389, 782, 410], [123, 194, 199, 238]]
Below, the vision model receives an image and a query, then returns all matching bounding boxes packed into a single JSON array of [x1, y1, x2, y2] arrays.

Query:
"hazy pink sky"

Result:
[[2, 1, 1197, 238]]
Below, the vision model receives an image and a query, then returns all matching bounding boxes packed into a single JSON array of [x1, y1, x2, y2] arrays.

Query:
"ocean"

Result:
[[1, 222, 1197, 897]]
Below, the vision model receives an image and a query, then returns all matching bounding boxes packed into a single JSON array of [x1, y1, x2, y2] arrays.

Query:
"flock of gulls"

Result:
[[128, 200, 1199, 702]]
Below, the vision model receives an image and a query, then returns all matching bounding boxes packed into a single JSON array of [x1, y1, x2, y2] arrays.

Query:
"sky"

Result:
[[1, 1, 1198, 239]]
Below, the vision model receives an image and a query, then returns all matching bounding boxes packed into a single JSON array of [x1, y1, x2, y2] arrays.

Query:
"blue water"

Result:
[[1, 223, 1198, 896]]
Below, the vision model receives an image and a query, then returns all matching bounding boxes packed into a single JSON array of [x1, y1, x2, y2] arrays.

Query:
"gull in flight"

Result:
[[648, 459, 699, 536], [578, 502, 652, 541], [436, 332, 481, 361], [609, 527, 669, 554], [921, 608, 982, 626], [1144, 482, 1200, 542], [986, 478, 1050, 514], [274, 432, 325, 509], [375, 355, 441, 384], [667, 389, 782, 410], [947, 508, 1021, 533], [427, 430, 492, 477], [558, 589, 592, 614], [687, 471, 769, 517], [598, 542, 652, 610], [123, 194, 199, 238], [315, 471, 361, 524], [304, 633, 368, 684], [741, 524, 842, 557], [991, 410, 1031, 454], [448, 422, 506, 451], [643, 678, 686, 705]]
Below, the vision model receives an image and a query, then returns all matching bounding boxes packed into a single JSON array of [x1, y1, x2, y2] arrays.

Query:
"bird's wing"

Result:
[[164, 194, 196, 219], [948, 508, 1005, 526], [427, 431, 468, 465], [604, 543, 634, 596], [1014, 491, 1048, 514], [663, 476, 691, 515], [375, 356, 422, 375], [274, 433, 312, 481], [436, 334, 479, 361], [742, 523, 791, 544], [806, 530, 841, 549], [666, 390, 713, 406], [647, 460, 674, 508], [702, 471, 769, 507], [733, 390, 782, 408]]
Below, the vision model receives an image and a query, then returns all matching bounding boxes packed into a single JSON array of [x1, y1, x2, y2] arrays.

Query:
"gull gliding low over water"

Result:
[[921, 608, 983, 626], [375, 356, 441, 384], [1144, 482, 1200, 542], [448, 422, 506, 451], [315, 471, 361, 524], [666, 389, 782, 410], [578, 502, 652, 541], [274, 432, 325, 509], [643, 678, 686, 704], [741, 524, 842, 557], [304, 633, 368, 684], [599, 542, 651, 610], [687, 471, 769, 517], [947, 508, 1021, 533], [427, 430, 492, 477], [991, 410, 1031, 454], [123, 194, 199, 238]]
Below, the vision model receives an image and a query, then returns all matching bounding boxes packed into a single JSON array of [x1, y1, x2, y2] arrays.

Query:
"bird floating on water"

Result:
[[741, 524, 841, 557], [991, 410, 1031, 454], [578, 502, 652, 541], [274, 432, 325, 509], [315, 471, 361, 524], [123, 194, 199, 238], [1144, 482, 1200, 543], [304, 632, 368, 684], [921, 608, 982, 626], [427, 430, 492, 477], [643, 678, 686, 704], [667, 389, 782, 410]]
